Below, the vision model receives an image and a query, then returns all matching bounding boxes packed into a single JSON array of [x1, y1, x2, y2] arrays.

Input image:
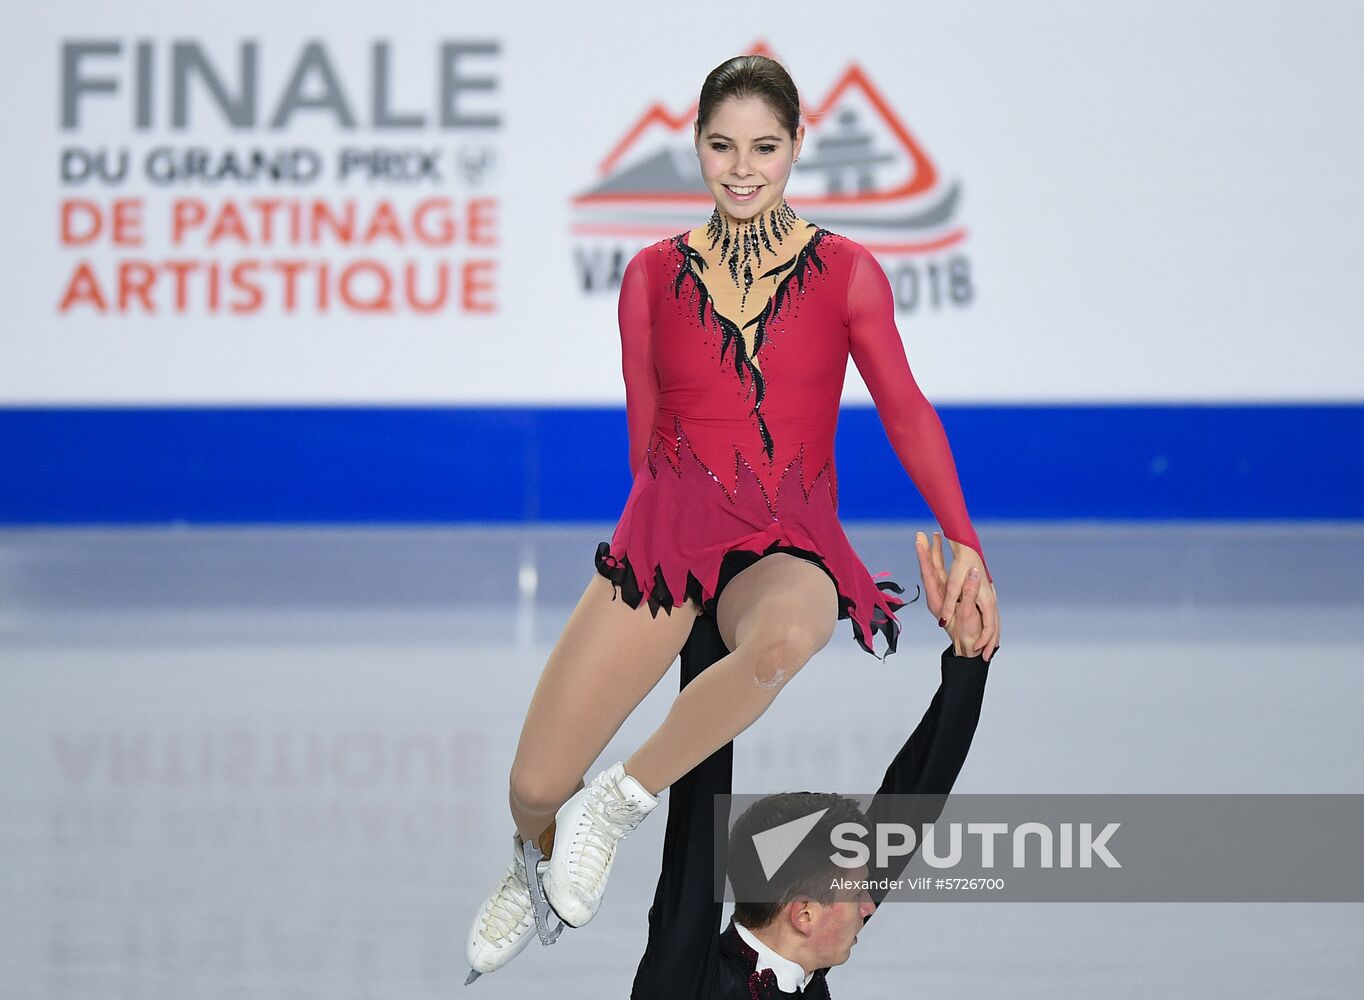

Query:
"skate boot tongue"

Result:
[[605, 763, 659, 813]]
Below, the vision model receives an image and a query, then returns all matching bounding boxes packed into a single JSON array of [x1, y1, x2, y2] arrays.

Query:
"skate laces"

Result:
[[480, 862, 533, 944], [569, 775, 645, 892]]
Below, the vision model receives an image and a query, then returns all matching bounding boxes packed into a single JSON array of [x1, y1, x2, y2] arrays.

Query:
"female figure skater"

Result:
[[466, 54, 999, 982]]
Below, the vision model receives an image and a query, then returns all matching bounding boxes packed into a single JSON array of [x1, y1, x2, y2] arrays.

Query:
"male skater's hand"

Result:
[[915, 531, 988, 659]]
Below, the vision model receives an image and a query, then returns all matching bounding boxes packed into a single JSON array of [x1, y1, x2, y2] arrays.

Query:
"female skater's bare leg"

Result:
[[530, 554, 839, 933], [624, 554, 838, 795], [507, 574, 700, 843], [470, 575, 698, 980]]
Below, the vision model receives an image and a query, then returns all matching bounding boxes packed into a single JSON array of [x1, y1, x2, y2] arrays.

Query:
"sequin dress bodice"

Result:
[[650, 227, 845, 500], [596, 221, 986, 657]]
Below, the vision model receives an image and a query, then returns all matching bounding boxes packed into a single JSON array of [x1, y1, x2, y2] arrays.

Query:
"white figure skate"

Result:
[[545, 761, 659, 928], [464, 831, 563, 986]]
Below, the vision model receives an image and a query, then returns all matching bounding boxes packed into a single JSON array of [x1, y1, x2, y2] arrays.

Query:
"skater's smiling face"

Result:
[[695, 96, 805, 225]]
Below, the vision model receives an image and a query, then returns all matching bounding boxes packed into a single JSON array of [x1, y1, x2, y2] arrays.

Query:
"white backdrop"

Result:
[[3, 0, 1361, 405]]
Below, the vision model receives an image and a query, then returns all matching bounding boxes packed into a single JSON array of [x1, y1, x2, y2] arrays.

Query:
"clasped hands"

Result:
[[914, 530, 999, 662]]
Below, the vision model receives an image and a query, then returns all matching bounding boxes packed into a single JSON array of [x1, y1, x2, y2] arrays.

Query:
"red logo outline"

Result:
[[572, 41, 966, 254]]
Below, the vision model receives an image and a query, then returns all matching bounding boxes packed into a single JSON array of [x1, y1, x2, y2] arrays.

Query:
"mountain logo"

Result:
[[572, 41, 967, 255]]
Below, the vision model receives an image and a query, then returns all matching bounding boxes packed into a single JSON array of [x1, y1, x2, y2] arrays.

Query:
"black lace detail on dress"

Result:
[[671, 227, 830, 462], [594, 541, 705, 618]]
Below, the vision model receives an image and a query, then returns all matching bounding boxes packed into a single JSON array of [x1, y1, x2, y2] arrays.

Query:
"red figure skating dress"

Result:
[[594, 218, 988, 658]]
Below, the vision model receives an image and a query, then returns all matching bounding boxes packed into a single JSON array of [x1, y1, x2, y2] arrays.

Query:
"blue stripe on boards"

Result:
[[1, 405, 1359, 523]]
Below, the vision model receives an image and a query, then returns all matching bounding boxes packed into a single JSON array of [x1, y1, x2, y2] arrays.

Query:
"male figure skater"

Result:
[[631, 531, 992, 998]]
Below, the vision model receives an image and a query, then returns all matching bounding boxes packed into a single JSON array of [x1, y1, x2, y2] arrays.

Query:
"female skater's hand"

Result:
[[937, 534, 998, 661], [915, 531, 995, 660]]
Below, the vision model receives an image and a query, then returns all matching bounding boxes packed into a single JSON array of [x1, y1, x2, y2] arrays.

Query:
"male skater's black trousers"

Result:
[[630, 611, 990, 999]]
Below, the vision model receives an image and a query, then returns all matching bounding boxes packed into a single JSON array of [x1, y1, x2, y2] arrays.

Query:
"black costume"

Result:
[[630, 613, 990, 998]]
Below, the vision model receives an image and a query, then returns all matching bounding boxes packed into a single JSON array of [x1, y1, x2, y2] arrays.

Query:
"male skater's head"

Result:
[[726, 792, 877, 973]]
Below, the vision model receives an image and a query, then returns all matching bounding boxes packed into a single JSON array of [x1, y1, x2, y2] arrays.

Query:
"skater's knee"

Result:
[[746, 618, 828, 691], [508, 766, 576, 818]]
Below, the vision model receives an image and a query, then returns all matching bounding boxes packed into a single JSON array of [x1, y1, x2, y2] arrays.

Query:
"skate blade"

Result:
[[465, 968, 481, 985], [521, 838, 565, 945]]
